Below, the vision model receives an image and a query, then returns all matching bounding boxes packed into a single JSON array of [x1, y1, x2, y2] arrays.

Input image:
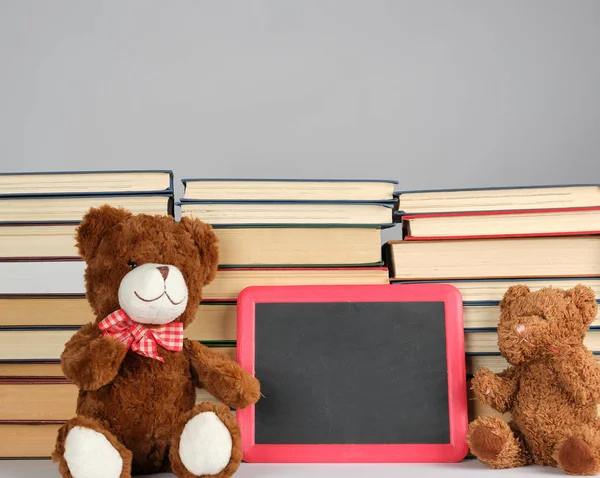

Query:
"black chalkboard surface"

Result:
[[236, 284, 467, 463]]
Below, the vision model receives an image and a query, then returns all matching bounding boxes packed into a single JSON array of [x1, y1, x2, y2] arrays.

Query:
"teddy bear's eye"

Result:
[[128, 261, 137, 269]]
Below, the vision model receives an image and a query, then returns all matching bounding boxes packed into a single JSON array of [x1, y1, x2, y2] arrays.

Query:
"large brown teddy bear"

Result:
[[51, 205, 261, 478], [467, 284, 600, 475]]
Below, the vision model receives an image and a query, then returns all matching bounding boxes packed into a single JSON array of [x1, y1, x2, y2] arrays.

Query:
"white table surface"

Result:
[[0, 459, 566, 477]]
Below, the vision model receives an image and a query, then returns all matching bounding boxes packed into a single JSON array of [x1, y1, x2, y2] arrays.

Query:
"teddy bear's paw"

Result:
[[170, 403, 242, 478], [467, 417, 530, 469], [63, 426, 124, 478], [556, 436, 600, 476]]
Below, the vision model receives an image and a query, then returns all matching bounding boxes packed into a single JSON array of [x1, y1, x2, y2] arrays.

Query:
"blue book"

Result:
[[0, 193, 174, 223], [465, 329, 600, 355], [392, 277, 600, 305], [181, 177, 398, 202], [462, 301, 600, 332], [0, 169, 173, 198], [394, 183, 600, 215], [177, 200, 395, 227]]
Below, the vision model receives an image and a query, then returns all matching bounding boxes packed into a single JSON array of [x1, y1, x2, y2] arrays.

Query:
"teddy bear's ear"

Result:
[[76, 205, 132, 261], [567, 284, 598, 326], [500, 284, 531, 307], [179, 216, 220, 286]]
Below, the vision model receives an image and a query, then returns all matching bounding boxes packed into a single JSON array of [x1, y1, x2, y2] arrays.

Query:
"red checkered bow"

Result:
[[98, 309, 184, 362]]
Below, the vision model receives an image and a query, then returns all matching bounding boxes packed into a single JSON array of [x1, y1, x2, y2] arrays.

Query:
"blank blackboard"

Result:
[[236, 284, 467, 463], [255, 301, 449, 444]]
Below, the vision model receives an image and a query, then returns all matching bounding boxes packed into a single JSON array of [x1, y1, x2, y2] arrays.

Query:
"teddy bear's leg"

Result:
[[467, 416, 532, 469], [554, 424, 600, 475], [52, 415, 133, 478], [169, 402, 241, 478]]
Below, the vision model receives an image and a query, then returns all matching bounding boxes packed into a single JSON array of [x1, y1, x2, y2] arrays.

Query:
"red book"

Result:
[[401, 206, 600, 241]]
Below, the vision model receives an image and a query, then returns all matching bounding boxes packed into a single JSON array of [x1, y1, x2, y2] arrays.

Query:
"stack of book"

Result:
[[178, 178, 396, 359], [0, 174, 397, 457], [0, 170, 175, 457], [384, 183, 600, 424]]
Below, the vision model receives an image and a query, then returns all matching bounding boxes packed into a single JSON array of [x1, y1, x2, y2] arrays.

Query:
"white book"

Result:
[[0, 261, 85, 294], [0, 262, 389, 299]]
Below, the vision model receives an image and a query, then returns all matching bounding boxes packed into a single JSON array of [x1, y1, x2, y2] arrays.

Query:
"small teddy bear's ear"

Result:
[[567, 284, 598, 326], [76, 205, 132, 261], [500, 284, 531, 308], [179, 216, 220, 286]]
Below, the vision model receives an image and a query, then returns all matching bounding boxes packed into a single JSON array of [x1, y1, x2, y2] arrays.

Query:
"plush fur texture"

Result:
[[52, 205, 260, 477], [467, 284, 600, 475]]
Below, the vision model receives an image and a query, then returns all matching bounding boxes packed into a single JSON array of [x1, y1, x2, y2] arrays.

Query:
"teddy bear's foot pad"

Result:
[[63, 426, 123, 478], [53, 417, 132, 478], [170, 402, 242, 478], [179, 412, 232, 475], [469, 423, 505, 461], [467, 417, 530, 469], [557, 437, 600, 476]]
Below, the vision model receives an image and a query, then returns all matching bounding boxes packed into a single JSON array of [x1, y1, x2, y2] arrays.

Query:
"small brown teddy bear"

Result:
[[51, 205, 261, 478], [467, 284, 600, 475]]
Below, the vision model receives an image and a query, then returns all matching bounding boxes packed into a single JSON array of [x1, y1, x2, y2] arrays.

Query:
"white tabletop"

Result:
[[0, 459, 565, 477]]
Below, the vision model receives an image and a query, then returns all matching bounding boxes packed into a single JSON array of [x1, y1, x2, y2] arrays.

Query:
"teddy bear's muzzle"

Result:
[[117, 263, 189, 325]]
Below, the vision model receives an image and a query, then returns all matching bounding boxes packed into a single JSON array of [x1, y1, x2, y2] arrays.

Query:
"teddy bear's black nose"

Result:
[[157, 266, 169, 281]]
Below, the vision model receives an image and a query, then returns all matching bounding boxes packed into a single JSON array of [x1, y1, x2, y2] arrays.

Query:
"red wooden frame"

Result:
[[236, 283, 468, 463]]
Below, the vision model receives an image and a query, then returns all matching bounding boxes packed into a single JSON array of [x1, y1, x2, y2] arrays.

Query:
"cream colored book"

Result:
[[0, 295, 94, 326], [0, 223, 382, 265], [403, 208, 600, 239], [464, 304, 600, 329], [0, 409, 237, 458], [181, 178, 397, 201], [397, 184, 600, 214], [180, 202, 393, 225], [0, 223, 79, 258], [213, 227, 382, 266], [386, 236, 600, 280], [0, 298, 236, 337], [0, 423, 64, 458], [465, 330, 600, 354], [0, 381, 229, 421], [0, 362, 65, 377], [393, 278, 600, 304], [466, 354, 600, 375], [0, 195, 172, 222], [0, 323, 236, 361], [202, 267, 390, 300], [0, 261, 389, 298], [0, 170, 172, 196]]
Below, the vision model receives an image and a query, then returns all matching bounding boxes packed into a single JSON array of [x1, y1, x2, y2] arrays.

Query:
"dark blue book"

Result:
[[178, 199, 395, 227], [392, 277, 600, 305], [394, 183, 600, 214], [181, 177, 398, 202], [0, 170, 173, 198], [1, 193, 174, 223]]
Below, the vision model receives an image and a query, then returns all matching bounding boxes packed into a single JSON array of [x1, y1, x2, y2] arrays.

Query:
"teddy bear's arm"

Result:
[[470, 365, 521, 413], [184, 340, 261, 409], [61, 322, 129, 390], [553, 348, 600, 405]]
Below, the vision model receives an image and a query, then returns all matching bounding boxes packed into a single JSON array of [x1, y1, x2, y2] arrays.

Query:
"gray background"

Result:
[[1, 3, 599, 475], [1, 0, 600, 242]]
